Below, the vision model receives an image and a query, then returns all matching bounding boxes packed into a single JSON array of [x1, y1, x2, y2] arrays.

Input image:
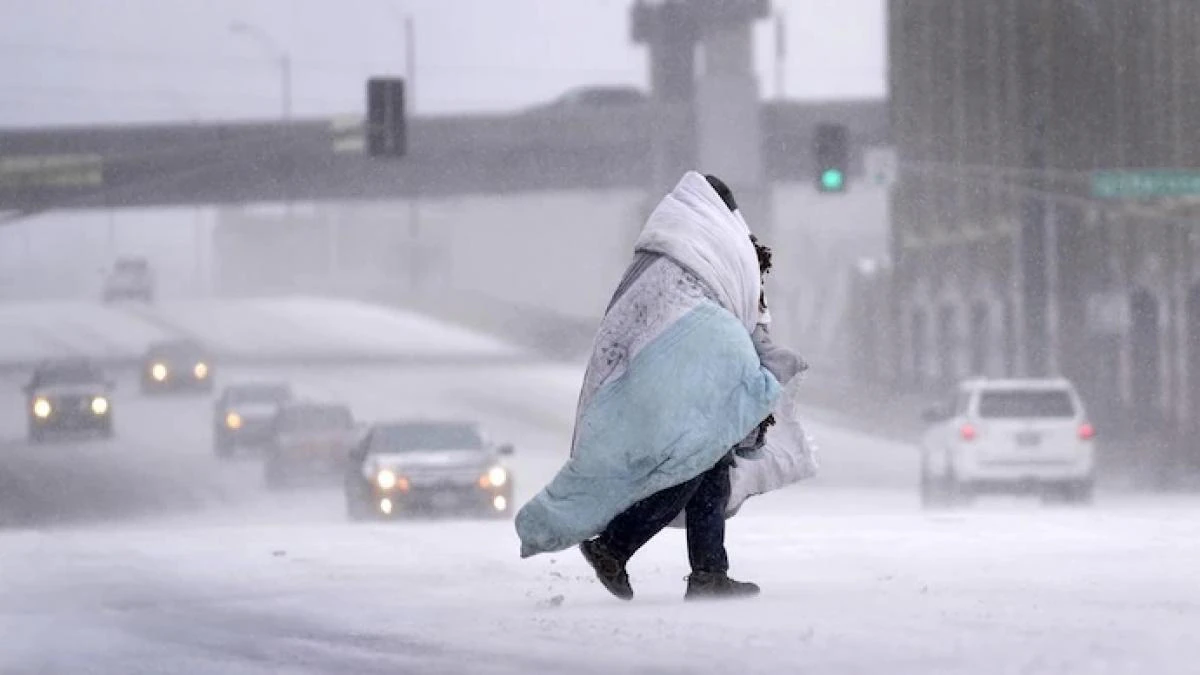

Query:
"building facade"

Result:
[[886, 0, 1200, 468]]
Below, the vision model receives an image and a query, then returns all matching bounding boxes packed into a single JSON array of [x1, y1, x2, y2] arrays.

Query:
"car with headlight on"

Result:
[[24, 358, 115, 442], [263, 401, 357, 488], [213, 381, 293, 458], [344, 420, 515, 520], [140, 339, 213, 394]]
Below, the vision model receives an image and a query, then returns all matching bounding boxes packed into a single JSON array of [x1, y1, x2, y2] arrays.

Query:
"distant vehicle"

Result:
[[102, 257, 155, 303], [344, 420, 515, 521], [263, 401, 357, 487], [919, 378, 1096, 507], [140, 339, 213, 394], [23, 358, 114, 442], [212, 382, 294, 458], [529, 85, 648, 114]]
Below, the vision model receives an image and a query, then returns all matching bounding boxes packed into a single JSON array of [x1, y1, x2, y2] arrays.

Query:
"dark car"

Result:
[[141, 339, 213, 394], [530, 85, 647, 113], [212, 382, 294, 458], [263, 401, 357, 488], [102, 257, 155, 303], [344, 421, 514, 521], [24, 358, 114, 442]]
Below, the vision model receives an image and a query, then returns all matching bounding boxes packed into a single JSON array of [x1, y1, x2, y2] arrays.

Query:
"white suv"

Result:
[[919, 378, 1095, 507]]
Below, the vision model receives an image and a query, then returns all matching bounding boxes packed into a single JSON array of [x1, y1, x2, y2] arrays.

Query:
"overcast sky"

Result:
[[0, 0, 886, 127]]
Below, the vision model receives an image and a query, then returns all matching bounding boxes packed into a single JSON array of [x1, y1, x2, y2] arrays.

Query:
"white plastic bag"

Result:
[[668, 378, 818, 527]]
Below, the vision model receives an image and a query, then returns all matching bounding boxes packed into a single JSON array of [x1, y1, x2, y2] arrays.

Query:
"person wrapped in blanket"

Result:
[[514, 172, 811, 601]]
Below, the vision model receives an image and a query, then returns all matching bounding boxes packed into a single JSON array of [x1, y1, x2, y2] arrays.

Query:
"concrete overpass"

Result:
[[0, 100, 887, 214]]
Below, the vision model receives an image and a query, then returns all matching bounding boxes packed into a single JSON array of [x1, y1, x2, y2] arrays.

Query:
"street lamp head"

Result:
[[226, 20, 291, 119]]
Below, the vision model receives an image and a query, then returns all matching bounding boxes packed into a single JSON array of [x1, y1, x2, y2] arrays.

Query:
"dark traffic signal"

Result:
[[367, 78, 407, 158], [814, 123, 849, 193]]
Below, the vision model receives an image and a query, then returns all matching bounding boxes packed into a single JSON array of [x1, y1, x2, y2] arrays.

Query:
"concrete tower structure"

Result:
[[631, 0, 773, 237]]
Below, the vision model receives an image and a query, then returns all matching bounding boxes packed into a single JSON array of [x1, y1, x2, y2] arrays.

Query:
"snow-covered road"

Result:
[[2, 360, 1199, 674]]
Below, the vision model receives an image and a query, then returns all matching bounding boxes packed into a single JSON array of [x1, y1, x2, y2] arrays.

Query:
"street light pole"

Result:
[[280, 53, 292, 119], [229, 21, 291, 120], [405, 14, 416, 113], [391, 8, 422, 293], [230, 20, 293, 216]]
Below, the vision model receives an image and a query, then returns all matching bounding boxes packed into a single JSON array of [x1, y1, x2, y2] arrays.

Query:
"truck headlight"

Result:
[[33, 398, 52, 418], [150, 363, 168, 381], [486, 466, 508, 488], [193, 362, 209, 379], [91, 396, 109, 415]]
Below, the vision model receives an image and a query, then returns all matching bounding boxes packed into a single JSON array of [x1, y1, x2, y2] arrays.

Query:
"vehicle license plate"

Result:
[[1015, 431, 1041, 447]]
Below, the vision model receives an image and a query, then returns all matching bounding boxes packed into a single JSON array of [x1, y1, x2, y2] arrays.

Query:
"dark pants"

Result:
[[596, 454, 732, 574]]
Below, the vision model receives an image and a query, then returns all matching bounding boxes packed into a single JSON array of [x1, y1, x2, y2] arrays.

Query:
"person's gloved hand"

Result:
[[734, 414, 776, 457], [752, 324, 808, 385]]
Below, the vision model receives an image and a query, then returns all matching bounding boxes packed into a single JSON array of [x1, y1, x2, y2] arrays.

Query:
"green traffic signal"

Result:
[[820, 168, 845, 192]]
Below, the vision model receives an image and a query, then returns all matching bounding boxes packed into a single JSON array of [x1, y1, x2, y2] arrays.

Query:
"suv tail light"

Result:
[[959, 423, 977, 441], [1078, 423, 1096, 441]]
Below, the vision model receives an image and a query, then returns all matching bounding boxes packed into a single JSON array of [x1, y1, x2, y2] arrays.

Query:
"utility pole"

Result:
[[774, 10, 787, 100], [193, 207, 206, 296], [402, 12, 422, 293], [281, 53, 292, 119], [1017, 0, 1055, 377]]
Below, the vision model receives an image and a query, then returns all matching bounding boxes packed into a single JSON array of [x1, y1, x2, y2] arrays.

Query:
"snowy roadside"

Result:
[[3, 491, 1199, 674]]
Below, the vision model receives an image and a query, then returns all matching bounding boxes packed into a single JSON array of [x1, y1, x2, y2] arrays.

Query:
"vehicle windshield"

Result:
[[32, 363, 103, 387], [368, 423, 483, 453], [149, 342, 205, 359], [977, 390, 1076, 419], [227, 385, 292, 405], [115, 260, 148, 273], [277, 406, 352, 432]]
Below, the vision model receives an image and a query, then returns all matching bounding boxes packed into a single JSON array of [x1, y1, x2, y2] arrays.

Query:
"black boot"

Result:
[[684, 571, 760, 601], [580, 539, 634, 600]]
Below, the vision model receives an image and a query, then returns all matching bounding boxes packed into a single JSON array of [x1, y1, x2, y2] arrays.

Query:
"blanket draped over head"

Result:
[[515, 172, 805, 558]]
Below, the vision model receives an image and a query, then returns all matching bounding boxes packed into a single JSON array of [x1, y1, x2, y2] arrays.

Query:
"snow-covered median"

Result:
[[0, 297, 524, 367]]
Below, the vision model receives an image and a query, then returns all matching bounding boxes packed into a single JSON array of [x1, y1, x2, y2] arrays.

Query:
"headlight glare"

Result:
[[91, 396, 109, 415], [150, 363, 168, 381], [193, 362, 209, 379], [33, 398, 52, 418], [376, 469, 397, 490], [487, 466, 508, 488], [225, 411, 242, 429]]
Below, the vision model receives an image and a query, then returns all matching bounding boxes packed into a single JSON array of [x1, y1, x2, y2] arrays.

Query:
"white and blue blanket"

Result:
[[516, 172, 811, 558]]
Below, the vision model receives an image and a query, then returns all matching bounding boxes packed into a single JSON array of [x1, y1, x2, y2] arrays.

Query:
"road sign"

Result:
[[864, 147, 897, 187], [1092, 170, 1200, 199], [0, 154, 103, 188], [330, 116, 365, 154]]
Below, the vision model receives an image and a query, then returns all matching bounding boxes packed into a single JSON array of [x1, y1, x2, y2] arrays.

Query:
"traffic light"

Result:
[[814, 123, 849, 193], [367, 78, 406, 158]]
